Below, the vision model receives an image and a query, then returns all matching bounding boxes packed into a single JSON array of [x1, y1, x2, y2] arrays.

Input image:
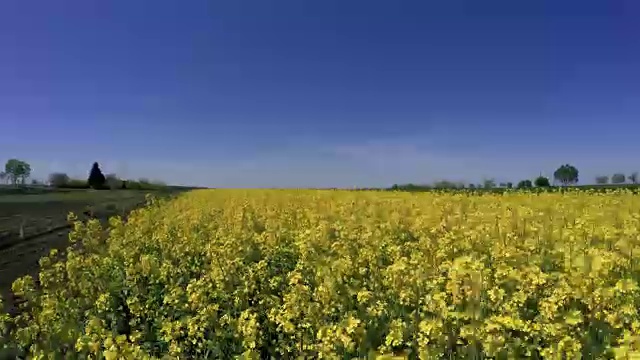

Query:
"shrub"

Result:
[[534, 176, 551, 187], [48, 173, 70, 188], [64, 179, 89, 189], [517, 179, 533, 188]]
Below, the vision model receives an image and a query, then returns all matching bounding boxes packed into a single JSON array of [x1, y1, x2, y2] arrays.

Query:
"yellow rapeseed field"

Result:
[[3, 189, 640, 359]]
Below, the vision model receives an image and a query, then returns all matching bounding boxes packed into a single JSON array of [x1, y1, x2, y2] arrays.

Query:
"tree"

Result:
[[611, 173, 626, 184], [468, 183, 476, 189], [87, 162, 106, 189], [105, 173, 120, 189], [4, 159, 32, 185], [517, 180, 533, 189], [483, 178, 496, 189], [0, 171, 6, 185], [629, 172, 638, 184], [506, 182, 513, 189], [433, 180, 463, 189], [595, 175, 609, 185], [48, 173, 70, 188], [553, 164, 579, 186], [534, 176, 551, 187]]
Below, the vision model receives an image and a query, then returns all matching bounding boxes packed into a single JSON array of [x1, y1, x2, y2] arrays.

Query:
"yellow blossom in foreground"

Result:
[[3, 189, 640, 358]]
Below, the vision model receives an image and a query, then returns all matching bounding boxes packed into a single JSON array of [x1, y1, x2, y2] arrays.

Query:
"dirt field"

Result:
[[0, 190, 157, 315], [0, 190, 148, 248]]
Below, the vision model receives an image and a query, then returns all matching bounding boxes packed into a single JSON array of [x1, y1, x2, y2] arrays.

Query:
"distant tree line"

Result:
[[594, 172, 638, 185], [1, 158, 167, 191], [4, 158, 640, 192], [389, 164, 640, 191]]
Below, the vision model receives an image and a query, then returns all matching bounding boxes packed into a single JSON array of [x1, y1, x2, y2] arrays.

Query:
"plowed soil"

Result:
[[0, 191, 150, 315]]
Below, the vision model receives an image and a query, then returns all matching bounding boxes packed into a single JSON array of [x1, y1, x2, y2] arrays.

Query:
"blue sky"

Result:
[[1, 0, 639, 187]]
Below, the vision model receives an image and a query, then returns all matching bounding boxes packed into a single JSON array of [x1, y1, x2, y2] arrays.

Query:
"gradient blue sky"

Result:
[[1, 0, 639, 187]]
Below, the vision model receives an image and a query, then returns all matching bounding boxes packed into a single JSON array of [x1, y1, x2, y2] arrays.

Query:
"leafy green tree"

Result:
[[4, 159, 32, 185], [611, 173, 626, 184], [534, 176, 551, 187], [629, 172, 638, 184], [48, 173, 70, 188], [517, 179, 533, 189], [88, 162, 106, 189], [553, 164, 579, 185], [506, 182, 513, 189], [595, 175, 609, 185]]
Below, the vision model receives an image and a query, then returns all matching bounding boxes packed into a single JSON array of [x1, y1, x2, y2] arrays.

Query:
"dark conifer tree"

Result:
[[88, 162, 106, 189]]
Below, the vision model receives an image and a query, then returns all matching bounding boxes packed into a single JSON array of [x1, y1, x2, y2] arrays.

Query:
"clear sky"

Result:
[[1, 0, 639, 188]]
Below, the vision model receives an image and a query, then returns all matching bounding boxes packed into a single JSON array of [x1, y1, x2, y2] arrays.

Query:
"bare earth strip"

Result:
[[0, 191, 151, 315], [0, 190, 146, 246]]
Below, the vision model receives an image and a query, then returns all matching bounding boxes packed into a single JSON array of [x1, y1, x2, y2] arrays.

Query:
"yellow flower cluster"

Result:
[[3, 189, 640, 359]]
